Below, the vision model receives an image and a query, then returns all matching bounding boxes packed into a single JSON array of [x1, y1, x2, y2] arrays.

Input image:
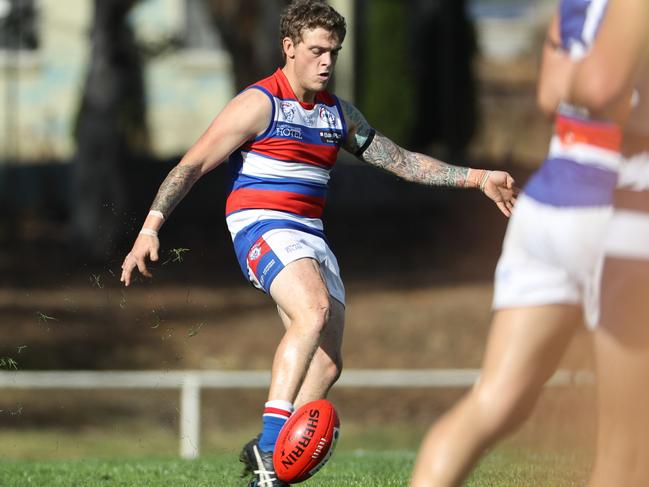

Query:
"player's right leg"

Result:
[[410, 304, 580, 487], [277, 296, 344, 407], [589, 320, 649, 487], [241, 257, 334, 487], [267, 257, 336, 405], [589, 164, 649, 486]]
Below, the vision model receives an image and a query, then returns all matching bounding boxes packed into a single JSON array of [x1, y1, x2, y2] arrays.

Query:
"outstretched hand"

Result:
[[120, 234, 160, 286], [482, 170, 518, 217]]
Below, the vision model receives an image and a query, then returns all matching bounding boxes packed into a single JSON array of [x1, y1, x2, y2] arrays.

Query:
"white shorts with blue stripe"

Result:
[[227, 209, 345, 305]]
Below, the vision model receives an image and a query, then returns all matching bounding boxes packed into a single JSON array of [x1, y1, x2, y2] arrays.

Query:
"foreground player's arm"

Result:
[[568, 0, 649, 120], [340, 100, 516, 217], [120, 89, 270, 286], [537, 12, 576, 118]]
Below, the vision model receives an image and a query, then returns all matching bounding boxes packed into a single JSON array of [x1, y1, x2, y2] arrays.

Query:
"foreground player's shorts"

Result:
[[227, 209, 345, 305], [493, 194, 611, 327]]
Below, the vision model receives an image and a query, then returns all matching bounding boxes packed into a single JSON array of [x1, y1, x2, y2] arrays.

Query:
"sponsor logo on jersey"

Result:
[[285, 242, 303, 253], [259, 259, 276, 286], [276, 124, 303, 140], [320, 130, 342, 145]]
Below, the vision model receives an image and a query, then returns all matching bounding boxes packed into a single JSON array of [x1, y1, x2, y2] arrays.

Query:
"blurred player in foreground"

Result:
[[411, 0, 645, 485], [567, 0, 649, 484], [119, 1, 515, 485]]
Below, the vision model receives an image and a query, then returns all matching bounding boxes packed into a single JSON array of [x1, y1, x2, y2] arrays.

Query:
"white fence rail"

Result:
[[0, 369, 594, 459]]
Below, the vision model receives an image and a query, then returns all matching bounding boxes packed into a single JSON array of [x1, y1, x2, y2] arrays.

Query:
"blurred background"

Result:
[[0, 0, 595, 461]]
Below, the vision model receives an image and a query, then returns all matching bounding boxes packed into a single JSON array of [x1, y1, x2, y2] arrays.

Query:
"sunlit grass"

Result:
[[0, 424, 592, 486], [0, 447, 590, 487]]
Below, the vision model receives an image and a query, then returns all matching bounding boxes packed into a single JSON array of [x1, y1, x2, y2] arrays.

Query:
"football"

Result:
[[273, 399, 340, 483]]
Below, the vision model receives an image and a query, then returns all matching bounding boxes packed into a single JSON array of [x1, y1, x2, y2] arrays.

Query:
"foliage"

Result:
[[358, 0, 416, 146]]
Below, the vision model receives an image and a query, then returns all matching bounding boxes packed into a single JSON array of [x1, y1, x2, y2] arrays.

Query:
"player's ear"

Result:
[[283, 37, 295, 59]]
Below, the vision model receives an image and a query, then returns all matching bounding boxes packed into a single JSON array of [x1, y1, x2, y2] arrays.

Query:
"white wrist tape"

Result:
[[479, 170, 491, 192], [464, 168, 472, 188], [148, 210, 165, 221], [139, 228, 158, 237]]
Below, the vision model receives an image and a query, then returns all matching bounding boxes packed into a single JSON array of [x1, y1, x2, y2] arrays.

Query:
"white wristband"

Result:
[[479, 170, 491, 192], [139, 228, 158, 237], [148, 210, 165, 221], [464, 168, 472, 188]]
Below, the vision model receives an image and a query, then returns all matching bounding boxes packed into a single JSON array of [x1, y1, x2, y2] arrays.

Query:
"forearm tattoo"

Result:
[[340, 99, 469, 187], [362, 133, 469, 187], [150, 163, 202, 216]]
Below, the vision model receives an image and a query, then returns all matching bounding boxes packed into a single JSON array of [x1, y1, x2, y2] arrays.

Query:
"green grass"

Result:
[[0, 418, 592, 486], [0, 448, 590, 487]]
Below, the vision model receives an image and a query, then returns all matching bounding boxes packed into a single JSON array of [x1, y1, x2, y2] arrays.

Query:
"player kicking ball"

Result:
[[119, 1, 516, 485]]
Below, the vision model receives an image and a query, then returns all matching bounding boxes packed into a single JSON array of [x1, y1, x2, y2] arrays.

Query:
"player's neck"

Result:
[[281, 66, 317, 105]]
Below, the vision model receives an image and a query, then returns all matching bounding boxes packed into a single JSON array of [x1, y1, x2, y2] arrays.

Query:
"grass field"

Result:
[[0, 447, 590, 487], [0, 387, 595, 486]]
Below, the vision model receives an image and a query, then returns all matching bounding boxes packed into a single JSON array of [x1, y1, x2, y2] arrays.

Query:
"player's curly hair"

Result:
[[280, 0, 346, 55]]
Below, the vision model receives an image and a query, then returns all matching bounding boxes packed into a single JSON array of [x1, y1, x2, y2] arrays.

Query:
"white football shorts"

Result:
[[227, 209, 345, 305], [493, 194, 611, 328]]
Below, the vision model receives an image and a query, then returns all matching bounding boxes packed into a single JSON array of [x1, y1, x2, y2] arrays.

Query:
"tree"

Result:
[[205, 0, 289, 90], [409, 0, 478, 157], [72, 0, 148, 261]]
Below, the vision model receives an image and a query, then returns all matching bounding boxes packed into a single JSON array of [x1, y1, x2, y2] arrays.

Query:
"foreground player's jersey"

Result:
[[560, 0, 607, 60], [226, 68, 347, 219], [524, 0, 621, 206]]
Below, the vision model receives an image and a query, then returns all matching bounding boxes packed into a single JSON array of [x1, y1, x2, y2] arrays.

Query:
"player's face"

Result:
[[285, 27, 341, 98]]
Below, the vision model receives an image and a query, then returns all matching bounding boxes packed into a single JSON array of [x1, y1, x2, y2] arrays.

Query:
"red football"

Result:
[[273, 399, 340, 483]]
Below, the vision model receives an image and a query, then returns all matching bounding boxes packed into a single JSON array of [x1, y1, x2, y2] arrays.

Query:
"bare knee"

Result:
[[469, 382, 539, 439], [312, 349, 343, 386], [297, 297, 331, 336]]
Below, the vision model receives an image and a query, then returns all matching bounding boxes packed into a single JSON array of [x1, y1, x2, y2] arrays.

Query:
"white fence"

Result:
[[0, 369, 594, 459]]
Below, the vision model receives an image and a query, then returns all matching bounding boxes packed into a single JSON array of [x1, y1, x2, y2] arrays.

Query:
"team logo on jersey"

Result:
[[280, 102, 296, 122], [276, 123, 303, 140], [319, 106, 337, 126]]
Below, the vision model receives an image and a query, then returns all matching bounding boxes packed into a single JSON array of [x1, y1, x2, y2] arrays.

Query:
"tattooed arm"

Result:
[[120, 89, 271, 286], [339, 99, 516, 216]]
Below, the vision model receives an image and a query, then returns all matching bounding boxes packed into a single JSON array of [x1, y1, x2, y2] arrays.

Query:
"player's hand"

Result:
[[120, 233, 160, 286], [482, 170, 518, 217]]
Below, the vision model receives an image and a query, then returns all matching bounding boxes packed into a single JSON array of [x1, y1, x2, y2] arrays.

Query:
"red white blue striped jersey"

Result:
[[225, 68, 347, 219], [560, 0, 607, 60], [523, 0, 621, 207]]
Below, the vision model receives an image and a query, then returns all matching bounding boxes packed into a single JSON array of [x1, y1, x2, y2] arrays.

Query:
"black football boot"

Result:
[[240, 436, 289, 487]]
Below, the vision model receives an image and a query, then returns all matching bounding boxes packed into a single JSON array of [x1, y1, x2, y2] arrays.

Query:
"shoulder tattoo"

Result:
[[340, 99, 376, 156]]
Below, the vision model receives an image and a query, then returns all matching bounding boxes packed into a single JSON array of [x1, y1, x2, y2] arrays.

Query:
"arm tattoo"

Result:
[[340, 99, 374, 155], [340, 99, 468, 187], [362, 132, 469, 187], [150, 163, 202, 217]]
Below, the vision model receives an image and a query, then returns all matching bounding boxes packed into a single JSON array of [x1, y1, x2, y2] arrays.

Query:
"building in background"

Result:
[[0, 0, 234, 163]]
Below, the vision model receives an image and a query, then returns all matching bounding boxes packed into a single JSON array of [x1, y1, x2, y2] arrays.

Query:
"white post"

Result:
[[180, 373, 201, 459]]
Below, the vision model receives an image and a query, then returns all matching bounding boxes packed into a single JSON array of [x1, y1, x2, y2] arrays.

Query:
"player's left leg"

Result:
[[410, 304, 580, 487]]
